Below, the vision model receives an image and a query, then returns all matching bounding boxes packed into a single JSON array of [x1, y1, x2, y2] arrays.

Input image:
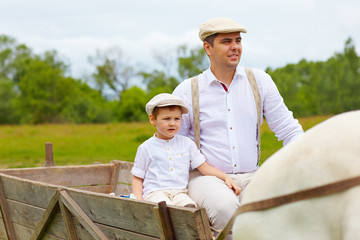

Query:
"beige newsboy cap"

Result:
[[199, 17, 247, 41], [146, 93, 189, 116]]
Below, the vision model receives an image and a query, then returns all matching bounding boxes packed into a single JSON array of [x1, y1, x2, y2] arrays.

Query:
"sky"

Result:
[[1, 0, 359, 80]]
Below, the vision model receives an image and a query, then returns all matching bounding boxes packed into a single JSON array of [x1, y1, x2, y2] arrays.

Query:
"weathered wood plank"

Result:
[[0, 178, 16, 240], [115, 184, 132, 195], [59, 200, 77, 240], [0, 163, 212, 240], [30, 191, 60, 240], [6, 199, 67, 238], [155, 201, 175, 240], [112, 160, 133, 195], [108, 161, 120, 194], [60, 190, 109, 240], [96, 223, 160, 240], [4, 199, 101, 240], [168, 206, 213, 240], [0, 174, 57, 208], [114, 161, 133, 179], [0, 214, 8, 240], [68, 185, 109, 194], [65, 189, 160, 237], [0, 164, 112, 187], [198, 208, 212, 239], [13, 223, 64, 240]]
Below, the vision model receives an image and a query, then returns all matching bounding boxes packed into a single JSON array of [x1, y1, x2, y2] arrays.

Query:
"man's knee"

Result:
[[208, 195, 240, 225]]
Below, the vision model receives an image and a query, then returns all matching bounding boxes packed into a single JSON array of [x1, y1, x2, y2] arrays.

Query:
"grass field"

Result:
[[0, 115, 331, 169]]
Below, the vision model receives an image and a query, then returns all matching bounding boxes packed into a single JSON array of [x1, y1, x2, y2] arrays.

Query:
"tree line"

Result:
[[0, 35, 359, 124]]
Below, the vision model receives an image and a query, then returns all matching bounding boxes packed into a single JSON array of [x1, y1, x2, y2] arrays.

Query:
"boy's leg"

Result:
[[171, 190, 197, 207], [144, 190, 172, 205], [188, 170, 240, 231]]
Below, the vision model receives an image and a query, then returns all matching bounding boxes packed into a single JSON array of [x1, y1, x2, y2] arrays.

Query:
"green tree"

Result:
[[89, 48, 135, 99], [0, 78, 19, 123], [177, 45, 208, 80], [140, 70, 178, 93], [117, 86, 148, 122]]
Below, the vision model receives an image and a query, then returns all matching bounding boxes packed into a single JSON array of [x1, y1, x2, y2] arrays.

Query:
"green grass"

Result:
[[0, 116, 331, 169], [259, 115, 331, 165]]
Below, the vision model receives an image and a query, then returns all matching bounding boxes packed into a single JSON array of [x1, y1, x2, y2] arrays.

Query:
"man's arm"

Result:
[[197, 162, 241, 195], [258, 70, 304, 145]]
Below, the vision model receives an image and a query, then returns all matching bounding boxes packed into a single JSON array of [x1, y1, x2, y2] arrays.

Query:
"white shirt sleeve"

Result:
[[257, 69, 304, 145], [131, 144, 148, 179]]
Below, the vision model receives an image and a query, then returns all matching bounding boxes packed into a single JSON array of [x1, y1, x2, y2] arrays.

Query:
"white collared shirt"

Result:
[[173, 66, 304, 173], [131, 134, 205, 198]]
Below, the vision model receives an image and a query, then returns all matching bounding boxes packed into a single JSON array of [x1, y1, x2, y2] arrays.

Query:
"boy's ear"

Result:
[[149, 114, 156, 126]]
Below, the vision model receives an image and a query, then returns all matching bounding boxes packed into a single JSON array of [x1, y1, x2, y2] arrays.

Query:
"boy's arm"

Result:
[[197, 162, 241, 195], [132, 176, 144, 200]]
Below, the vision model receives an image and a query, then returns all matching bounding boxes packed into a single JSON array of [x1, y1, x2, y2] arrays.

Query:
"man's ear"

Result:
[[149, 114, 156, 126], [203, 41, 212, 57]]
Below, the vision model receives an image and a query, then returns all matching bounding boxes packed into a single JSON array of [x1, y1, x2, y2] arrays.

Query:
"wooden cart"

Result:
[[0, 148, 212, 240]]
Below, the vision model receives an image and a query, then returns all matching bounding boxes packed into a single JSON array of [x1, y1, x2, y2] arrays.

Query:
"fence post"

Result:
[[44, 142, 56, 167]]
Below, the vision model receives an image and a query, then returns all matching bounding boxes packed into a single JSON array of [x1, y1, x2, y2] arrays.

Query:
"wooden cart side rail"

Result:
[[0, 164, 113, 189], [0, 173, 213, 239], [0, 160, 135, 195], [110, 160, 134, 195]]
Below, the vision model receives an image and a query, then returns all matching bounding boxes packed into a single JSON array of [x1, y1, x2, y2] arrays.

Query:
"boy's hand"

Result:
[[224, 175, 241, 195]]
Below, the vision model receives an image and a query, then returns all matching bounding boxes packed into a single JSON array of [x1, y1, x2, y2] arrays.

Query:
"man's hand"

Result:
[[224, 175, 241, 195]]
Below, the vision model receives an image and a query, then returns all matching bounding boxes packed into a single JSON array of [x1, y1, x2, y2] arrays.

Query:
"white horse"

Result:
[[232, 110, 360, 240]]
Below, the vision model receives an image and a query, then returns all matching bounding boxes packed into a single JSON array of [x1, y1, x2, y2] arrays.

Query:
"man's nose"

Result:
[[231, 41, 239, 50]]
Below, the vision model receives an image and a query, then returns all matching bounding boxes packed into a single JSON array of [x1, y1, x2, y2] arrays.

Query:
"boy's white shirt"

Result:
[[131, 134, 205, 198]]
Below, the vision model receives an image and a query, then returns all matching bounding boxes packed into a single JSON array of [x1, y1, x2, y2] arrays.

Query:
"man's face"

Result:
[[204, 32, 242, 71]]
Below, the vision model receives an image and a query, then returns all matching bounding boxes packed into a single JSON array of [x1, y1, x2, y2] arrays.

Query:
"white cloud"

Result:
[[1, 0, 359, 78]]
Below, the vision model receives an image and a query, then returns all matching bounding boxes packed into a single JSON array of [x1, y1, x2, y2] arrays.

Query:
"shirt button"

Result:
[[169, 157, 172, 160], [228, 109, 230, 111], [170, 168, 173, 171], [230, 127, 232, 130], [232, 146, 235, 149], [234, 164, 237, 167], [167, 147, 170, 151]]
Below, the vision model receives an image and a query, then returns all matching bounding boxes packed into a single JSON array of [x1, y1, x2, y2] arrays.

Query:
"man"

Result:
[[172, 17, 304, 235]]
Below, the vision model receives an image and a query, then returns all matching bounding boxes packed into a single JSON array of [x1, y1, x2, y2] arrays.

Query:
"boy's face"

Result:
[[149, 106, 182, 140]]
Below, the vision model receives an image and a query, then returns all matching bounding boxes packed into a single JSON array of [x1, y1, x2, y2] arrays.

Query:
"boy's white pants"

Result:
[[145, 189, 197, 207]]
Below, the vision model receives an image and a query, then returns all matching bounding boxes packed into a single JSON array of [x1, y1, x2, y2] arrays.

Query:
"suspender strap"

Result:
[[190, 68, 262, 160], [191, 76, 200, 149], [245, 68, 262, 164]]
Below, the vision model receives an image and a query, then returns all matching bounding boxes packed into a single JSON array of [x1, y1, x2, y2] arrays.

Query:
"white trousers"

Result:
[[188, 170, 255, 232], [145, 189, 197, 207]]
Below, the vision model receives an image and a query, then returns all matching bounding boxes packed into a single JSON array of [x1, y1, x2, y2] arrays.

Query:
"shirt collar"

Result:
[[152, 134, 176, 144], [204, 66, 246, 86]]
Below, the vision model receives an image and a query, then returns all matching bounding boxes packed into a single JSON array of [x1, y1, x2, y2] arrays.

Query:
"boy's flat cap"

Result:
[[199, 17, 247, 41], [146, 93, 189, 116]]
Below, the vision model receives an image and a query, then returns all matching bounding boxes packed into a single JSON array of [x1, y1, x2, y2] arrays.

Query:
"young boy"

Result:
[[131, 93, 240, 207]]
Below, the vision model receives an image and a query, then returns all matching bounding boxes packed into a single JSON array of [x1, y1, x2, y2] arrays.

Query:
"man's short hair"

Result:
[[204, 33, 218, 47]]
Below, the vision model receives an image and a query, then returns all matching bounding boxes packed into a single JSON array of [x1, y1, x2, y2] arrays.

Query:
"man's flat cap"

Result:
[[199, 17, 247, 41]]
